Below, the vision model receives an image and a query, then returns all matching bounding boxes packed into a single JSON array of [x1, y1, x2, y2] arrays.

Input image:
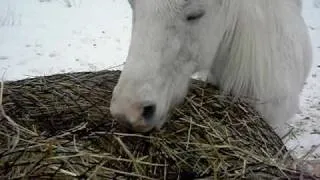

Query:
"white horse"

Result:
[[110, 0, 313, 137]]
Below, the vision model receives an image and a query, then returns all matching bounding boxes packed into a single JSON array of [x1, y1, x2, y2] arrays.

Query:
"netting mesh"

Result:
[[0, 70, 317, 179]]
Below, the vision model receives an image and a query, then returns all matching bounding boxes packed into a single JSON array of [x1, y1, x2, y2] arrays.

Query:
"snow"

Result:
[[0, 0, 319, 160], [0, 0, 131, 79], [285, 0, 320, 160]]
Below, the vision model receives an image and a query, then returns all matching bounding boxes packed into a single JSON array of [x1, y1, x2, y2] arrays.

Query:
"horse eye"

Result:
[[186, 10, 205, 21]]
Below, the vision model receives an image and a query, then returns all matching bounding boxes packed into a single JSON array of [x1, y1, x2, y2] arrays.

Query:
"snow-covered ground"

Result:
[[0, 0, 319, 160], [285, 0, 320, 160]]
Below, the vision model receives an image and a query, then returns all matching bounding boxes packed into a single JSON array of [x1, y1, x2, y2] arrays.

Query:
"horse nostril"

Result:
[[142, 104, 156, 120]]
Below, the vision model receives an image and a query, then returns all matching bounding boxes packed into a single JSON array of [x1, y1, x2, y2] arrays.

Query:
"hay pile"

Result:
[[0, 70, 317, 179]]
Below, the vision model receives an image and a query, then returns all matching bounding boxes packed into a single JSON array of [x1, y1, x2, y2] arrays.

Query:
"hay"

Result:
[[0, 70, 317, 179]]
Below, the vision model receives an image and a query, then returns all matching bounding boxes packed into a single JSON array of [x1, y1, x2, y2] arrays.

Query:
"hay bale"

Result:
[[0, 70, 317, 179]]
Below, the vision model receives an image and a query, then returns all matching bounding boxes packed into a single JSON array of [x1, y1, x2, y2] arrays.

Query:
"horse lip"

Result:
[[132, 123, 154, 133], [153, 114, 168, 131]]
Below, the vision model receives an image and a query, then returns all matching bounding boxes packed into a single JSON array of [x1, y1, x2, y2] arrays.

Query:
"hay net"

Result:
[[0, 70, 317, 180]]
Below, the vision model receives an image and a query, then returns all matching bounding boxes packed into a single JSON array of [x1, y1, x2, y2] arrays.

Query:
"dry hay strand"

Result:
[[0, 70, 318, 180]]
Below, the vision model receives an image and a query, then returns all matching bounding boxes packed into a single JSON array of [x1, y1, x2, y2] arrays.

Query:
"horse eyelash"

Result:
[[186, 10, 205, 21]]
